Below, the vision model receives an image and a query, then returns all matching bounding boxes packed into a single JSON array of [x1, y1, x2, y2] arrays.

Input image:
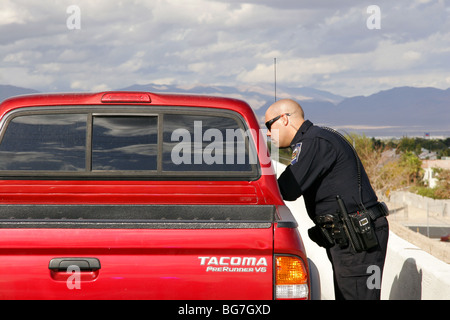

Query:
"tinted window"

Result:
[[92, 116, 158, 171], [163, 114, 254, 172], [0, 114, 86, 171], [0, 109, 258, 178]]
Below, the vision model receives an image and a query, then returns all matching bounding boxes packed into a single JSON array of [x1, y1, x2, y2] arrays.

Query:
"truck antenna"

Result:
[[274, 57, 277, 102]]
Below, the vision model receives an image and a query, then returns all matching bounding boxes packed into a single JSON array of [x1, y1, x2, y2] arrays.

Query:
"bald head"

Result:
[[266, 99, 304, 121], [265, 99, 305, 148]]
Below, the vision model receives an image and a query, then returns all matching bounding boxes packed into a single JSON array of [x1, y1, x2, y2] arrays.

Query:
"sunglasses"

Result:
[[265, 113, 291, 131]]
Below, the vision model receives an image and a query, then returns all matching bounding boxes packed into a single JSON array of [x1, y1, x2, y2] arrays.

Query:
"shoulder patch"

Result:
[[290, 142, 302, 165]]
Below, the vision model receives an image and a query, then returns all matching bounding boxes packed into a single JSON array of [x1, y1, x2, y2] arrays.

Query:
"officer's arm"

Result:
[[278, 137, 336, 201]]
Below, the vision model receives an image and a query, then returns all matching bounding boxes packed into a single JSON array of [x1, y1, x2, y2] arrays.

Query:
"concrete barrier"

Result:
[[273, 161, 450, 300], [381, 231, 450, 299], [389, 190, 449, 217]]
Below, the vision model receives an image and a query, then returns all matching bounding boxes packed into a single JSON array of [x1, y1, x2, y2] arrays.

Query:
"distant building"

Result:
[[419, 148, 437, 160], [422, 159, 450, 188]]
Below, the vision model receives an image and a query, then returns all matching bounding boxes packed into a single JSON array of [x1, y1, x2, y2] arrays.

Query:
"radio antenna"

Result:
[[274, 57, 277, 102]]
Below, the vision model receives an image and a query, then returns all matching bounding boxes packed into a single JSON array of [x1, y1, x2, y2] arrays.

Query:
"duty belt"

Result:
[[364, 202, 389, 221], [311, 201, 389, 252], [314, 201, 389, 225]]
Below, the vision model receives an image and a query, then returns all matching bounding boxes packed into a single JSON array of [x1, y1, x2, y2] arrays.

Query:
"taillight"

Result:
[[275, 255, 309, 300]]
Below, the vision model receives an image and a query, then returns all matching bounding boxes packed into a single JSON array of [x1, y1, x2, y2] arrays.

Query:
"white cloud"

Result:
[[0, 0, 449, 97], [0, 0, 34, 25], [0, 67, 53, 89]]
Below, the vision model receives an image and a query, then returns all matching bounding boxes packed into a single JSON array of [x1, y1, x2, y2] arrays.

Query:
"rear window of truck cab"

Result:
[[0, 107, 260, 179]]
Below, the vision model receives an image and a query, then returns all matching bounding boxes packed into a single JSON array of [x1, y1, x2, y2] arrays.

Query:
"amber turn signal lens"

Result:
[[276, 256, 308, 285], [275, 255, 309, 299]]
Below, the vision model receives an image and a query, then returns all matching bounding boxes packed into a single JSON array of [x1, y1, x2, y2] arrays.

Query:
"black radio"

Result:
[[336, 196, 378, 252], [349, 210, 378, 251]]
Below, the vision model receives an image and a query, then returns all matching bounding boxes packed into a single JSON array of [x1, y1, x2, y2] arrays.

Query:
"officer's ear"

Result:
[[281, 114, 290, 127]]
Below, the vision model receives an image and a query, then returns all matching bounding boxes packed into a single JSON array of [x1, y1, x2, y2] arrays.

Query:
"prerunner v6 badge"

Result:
[[198, 256, 268, 273]]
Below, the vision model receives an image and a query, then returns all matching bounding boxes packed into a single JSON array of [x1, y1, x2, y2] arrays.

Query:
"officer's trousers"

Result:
[[326, 217, 389, 300]]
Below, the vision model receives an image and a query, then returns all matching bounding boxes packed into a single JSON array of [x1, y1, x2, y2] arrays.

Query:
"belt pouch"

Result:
[[308, 225, 335, 249], [349, 210, 378, 251]]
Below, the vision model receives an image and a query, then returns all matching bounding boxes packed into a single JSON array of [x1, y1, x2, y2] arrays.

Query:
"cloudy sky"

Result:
[[1, 0, 450, 97]]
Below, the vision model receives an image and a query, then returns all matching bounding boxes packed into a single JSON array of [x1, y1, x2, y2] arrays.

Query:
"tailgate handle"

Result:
[[49, 258, 101, 272]]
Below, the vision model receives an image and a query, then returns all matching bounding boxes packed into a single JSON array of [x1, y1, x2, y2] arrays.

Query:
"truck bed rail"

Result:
[[0, 204, 277, 229]]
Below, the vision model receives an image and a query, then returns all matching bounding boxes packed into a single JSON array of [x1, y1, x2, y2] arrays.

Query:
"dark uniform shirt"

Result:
[[278, 120, 378, 221]]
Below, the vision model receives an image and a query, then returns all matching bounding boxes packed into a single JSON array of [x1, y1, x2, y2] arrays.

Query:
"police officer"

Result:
[[265, 99, 389, 300]]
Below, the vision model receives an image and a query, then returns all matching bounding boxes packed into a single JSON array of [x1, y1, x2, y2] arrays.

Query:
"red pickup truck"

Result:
[[0, 91, 309, 300]]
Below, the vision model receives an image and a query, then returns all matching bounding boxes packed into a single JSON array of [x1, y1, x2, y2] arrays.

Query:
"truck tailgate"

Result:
[[0, 205, 274, 300]]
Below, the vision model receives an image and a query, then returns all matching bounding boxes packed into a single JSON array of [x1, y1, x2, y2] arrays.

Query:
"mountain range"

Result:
[[1, 83, 449, 138]]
